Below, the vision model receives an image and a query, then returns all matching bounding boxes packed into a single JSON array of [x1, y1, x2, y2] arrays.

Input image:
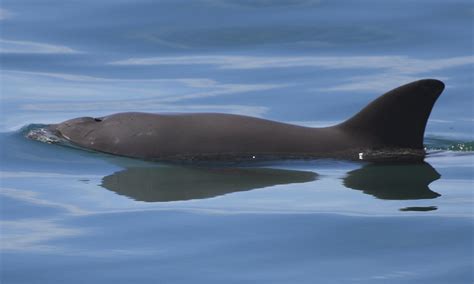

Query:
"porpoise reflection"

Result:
[[343, 162, 441, 200], [399, 206, 438, 212], [101, 166, 318, 202]]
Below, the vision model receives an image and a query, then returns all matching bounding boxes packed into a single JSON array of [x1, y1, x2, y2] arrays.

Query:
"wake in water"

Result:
[[425, 137, 474, 152], [25, 126, 62, 144]]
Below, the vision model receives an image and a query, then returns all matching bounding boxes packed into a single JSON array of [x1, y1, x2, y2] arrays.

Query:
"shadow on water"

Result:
[[101, 166, 318, 202], [343, 162, 441, 200]]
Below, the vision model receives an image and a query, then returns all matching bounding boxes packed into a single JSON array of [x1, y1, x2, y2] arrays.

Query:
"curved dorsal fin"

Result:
[[338, 79, 445, 149]]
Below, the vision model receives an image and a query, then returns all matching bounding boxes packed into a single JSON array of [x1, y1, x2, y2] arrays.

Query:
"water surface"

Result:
[[1, 1, 473, 283]]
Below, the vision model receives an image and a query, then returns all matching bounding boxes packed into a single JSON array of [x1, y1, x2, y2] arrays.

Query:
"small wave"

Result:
[[22, 124, 64, 144], [425, 137, 474, 152]]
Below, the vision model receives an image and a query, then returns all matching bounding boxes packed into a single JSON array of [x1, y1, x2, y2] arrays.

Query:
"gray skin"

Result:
[[50, 79, 445, 162]]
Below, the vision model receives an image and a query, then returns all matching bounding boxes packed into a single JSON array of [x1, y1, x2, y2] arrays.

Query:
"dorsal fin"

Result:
[[338, 79, 445, 149]]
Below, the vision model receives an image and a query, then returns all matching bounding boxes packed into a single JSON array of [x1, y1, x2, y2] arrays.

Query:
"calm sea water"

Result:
[[1, 1, 473, 283]]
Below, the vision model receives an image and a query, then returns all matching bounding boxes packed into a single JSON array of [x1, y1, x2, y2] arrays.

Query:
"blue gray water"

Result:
[[1, 1, 473, 283]]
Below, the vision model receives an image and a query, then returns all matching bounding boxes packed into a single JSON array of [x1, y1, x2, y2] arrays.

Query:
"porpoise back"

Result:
[[50, 79, 445, 162]]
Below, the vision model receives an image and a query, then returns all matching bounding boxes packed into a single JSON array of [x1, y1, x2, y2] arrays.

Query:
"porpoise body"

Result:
[[50, 79, 445, 162]]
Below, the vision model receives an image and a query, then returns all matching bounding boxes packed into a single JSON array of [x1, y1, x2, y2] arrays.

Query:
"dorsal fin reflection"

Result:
[[343, 162, 441, 200]]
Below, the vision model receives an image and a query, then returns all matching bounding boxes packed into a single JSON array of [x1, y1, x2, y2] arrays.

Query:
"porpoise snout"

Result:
[[49, 116, 99, 141]]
